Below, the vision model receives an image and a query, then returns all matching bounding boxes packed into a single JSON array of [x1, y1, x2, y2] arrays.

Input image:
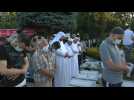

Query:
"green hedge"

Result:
[[0, 22, 16, 29], [0, 15, 16, 29], [86, 48, 100, 60]]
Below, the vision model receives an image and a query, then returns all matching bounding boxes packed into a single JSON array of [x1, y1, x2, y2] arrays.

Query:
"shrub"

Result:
[[86, 48, 100, 60]]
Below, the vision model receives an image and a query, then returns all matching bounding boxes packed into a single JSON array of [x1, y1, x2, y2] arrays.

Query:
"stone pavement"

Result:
[[26, 57, 134, 87]]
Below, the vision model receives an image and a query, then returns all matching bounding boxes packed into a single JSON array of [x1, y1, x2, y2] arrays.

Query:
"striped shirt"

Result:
[[31, 49, 56, 83], [31, 49, 48, 83]]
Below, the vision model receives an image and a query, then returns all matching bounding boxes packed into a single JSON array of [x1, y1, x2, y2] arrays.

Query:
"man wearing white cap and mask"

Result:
[[0, 33, 30, 87], [52, 31, 70, 87], [71, 37, 80, 78], [64, 37, 74, 83]]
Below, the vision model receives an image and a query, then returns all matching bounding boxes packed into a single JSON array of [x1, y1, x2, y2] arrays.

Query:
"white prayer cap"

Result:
[[56, 31, 65, 38]]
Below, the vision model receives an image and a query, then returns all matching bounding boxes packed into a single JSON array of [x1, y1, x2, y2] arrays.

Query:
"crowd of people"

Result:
[[0, 31, 84, 87], [1, 26, 134, 87]]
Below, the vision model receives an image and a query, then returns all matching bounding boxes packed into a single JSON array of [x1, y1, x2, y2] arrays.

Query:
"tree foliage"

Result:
[[75, 12, 134, 41], [0, 12, 16, 29], [16, 12, 74, 34]]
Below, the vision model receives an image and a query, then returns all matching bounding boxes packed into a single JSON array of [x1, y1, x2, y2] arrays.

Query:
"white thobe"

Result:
[[54, 41, 69, 87], [65, 43, 74, 84], [71, 42, 79, 77]]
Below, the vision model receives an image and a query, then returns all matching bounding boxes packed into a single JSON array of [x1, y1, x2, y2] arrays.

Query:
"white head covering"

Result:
[[50, 31, 65, 46]]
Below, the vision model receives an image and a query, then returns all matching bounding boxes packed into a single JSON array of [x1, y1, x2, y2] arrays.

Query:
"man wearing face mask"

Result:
[[0, 33, 30, 87], [43, 37, 56, 86], [31, 36, 54, 87], [64, 38, 74, 85], [99, 27, 130, 87], [71, 37, 80, 78]]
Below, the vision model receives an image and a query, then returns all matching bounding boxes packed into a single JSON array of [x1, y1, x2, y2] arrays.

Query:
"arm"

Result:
[[0, 45, 29, 76], [78, 44, 82, 53], [68, 48, 74, 57], [77, 41, 82, 51], [68, 51, 74, 57], [6, 57, 29, 75], [100, 44, 128, 72], [0, 60, 8, 75], [56, 49, 68, 57], [39, 68, 53, 79], [105, 59, 128, 72], [34, 54, 53, 79], [71, 44, 79, 53]]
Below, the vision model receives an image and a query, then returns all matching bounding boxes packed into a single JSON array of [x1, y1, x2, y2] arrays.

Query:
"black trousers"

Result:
[[78, 55, 81, 68], [102, 78, 122, 87]]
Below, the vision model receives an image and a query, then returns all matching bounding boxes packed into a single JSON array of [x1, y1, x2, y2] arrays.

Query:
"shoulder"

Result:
[[0, 45, 8, 60]]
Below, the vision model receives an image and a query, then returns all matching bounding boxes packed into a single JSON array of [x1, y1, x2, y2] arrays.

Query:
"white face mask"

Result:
[[43, 45, 49, 53], [115, 39, 122, 45], [14, 46, 23, 52]]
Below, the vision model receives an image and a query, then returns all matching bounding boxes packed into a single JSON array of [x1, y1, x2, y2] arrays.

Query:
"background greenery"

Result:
[[1, 12, 134, 41]]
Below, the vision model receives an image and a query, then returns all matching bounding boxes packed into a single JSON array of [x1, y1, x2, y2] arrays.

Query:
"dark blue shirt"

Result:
[[0, 44, 25, 87]]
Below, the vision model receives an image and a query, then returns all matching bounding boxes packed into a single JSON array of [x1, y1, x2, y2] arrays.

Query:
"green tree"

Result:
[[75, 12, 133, 41], [16, 12, 74, 34], [0, 12, 16, 29]]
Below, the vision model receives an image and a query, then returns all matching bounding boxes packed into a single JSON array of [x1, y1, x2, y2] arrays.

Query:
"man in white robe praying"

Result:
[[53, 31, 70, 87], [64, 38, 74, 85], [71, 37, 80, 78]]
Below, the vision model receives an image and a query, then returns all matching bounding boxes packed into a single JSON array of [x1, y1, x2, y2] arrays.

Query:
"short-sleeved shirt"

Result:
[[0, 44, 26, 87], [99, 38, 124, 84], [31, 49, 48, 83]]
